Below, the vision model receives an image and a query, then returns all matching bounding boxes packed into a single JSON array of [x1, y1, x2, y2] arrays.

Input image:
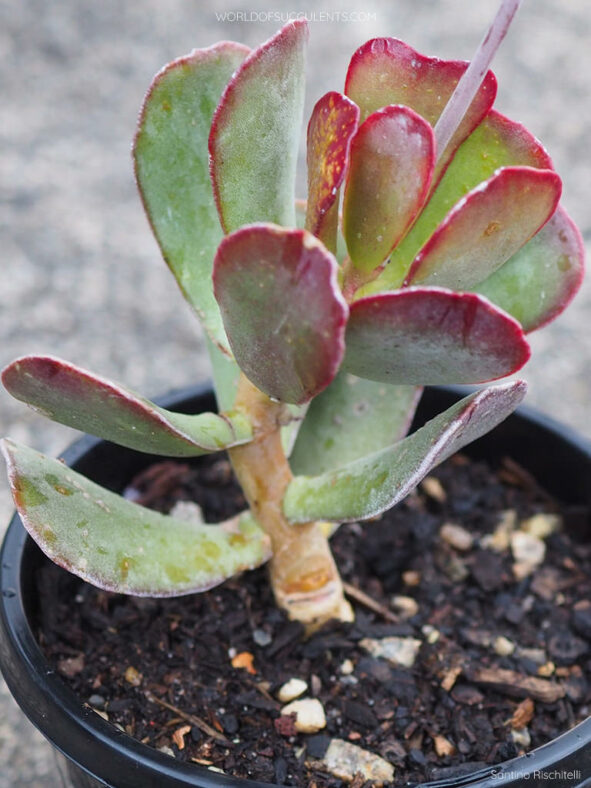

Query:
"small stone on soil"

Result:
[[520, 513, 561, 540], [493, 636, 515, 657], [309, 738, 395, 785], [281, 698, 326, 733], [440, 523, 474, 551], [277, 678, 308, 703], [391, 595, 419, 618], [511, 532, 546, 574], [421, 476, 446, 502], [360, 636, 422, 668]]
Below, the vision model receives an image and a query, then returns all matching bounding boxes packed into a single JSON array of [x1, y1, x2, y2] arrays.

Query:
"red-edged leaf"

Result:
[[343, 288, 530, 385], [405, 167, 562, 290], [345, 37, 497, 182], [475, 205, 585, 332], [209, 20, 307, 233], [283, 381, 527, 523], [3, 440, 270, 596], [342, 105, 435, 272], [133, 42, 249, 353], [306, 91, 360, 251], [359, 110, 554, 295], [2, 356, 252, 456], [213, 224, 348, 404]]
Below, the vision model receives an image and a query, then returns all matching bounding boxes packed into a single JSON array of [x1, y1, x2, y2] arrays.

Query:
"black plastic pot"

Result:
[[1, 384, 590, 788]]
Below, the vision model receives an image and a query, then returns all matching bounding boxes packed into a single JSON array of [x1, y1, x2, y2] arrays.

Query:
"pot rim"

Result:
[[1, 383, 590, 788]]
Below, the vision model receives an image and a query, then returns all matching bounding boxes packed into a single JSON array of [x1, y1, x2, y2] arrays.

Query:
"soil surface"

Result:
[[37, 452, 591, 786]]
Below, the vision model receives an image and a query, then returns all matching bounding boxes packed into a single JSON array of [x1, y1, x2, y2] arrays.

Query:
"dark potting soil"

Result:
[[36, 452, 591, 786]]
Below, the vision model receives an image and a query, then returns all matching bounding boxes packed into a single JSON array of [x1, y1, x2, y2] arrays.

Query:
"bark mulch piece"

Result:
[[37, 452, 591, 786]]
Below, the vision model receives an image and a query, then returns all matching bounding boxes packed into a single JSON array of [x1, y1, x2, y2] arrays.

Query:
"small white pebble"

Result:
[[277, 678, 308, 703], [158, 745, 175, 757], [421, 476, 446, 502], [422, 625, 441, 644], [480, 510, 517, 552], [440, 523, 474, 552], [511, 727, 531, 749], [360, 636, 422, 668], [339, 659, 354, 675], [493, 636, 515, 657], [402, 570, 421, 587], [520, 513, 561, 540], [281, 698, 326, 733], [391, 595, 419, 618], [312, 738, 394, 785], [511, 531, 546, 571]]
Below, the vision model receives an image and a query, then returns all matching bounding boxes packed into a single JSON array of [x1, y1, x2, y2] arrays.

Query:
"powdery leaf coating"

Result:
[[343, 105, 435, 272], [134, 43, 249, 353], [343, 288, 530, 385], [210, 20, 307, 233], [474, 205, 585, 333], [2, 440, 270, 596], [213, 224, 348, 405], [406, 167, 562, 290], [345, 37, 497, 182], [283, 381, 527, 523], [361, 110, 554, 295], [2, 356, 252, 457], [290, 371, 420, 476], [306, 91, 360, 250]]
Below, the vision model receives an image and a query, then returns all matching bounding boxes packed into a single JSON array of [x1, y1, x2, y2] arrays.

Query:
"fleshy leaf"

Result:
[[213, 224, 348, 405], [283, 381, 526, 523], [210, 20, 307, 233], [289, 371, 420, 476], [345, 37, 496, 182], [2, 356, 252, 457], [343, 289, 530, 385], [133, 43, 249, 352], [343, 105, 435, 272], [2, 440, 270, 596], [406, 167, 562, 290], [474, 205, 585, 332], [305, 91, 359, 251], [361, 110, 553, 294]]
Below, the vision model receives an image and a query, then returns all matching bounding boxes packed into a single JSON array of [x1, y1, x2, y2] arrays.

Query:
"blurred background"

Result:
[[1, 0, 589, 783]]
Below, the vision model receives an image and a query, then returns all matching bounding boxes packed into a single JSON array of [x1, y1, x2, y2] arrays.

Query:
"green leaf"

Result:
[[343, 289, 530, 385], [474, 205, 585, 332], [405, 167, 561, 290], [213, 224, 348, 405], [359, 110, 554, 295], [134, 43, 249, 352], [289, 370, 420, 476], [283, 381, 527, 523], [345, 37, 496, 183], [343, 105, 435, 272], [2, 440, 270, 595], [306, 91, 359, 251], [210, 20, 307, 232], [2, 356, 252, 457]]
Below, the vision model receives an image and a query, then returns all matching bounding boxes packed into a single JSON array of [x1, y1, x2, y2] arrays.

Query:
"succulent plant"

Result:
[[2, 3, 583, 628]]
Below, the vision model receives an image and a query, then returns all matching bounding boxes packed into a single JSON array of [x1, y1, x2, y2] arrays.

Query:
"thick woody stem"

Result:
[[228, 374, 352, 626]]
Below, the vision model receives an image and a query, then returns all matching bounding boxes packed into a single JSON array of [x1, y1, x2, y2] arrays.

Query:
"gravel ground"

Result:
[[1, 0, 589, 784]]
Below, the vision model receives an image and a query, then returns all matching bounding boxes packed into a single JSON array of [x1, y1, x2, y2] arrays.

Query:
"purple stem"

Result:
[[434, 0, 523, 163]]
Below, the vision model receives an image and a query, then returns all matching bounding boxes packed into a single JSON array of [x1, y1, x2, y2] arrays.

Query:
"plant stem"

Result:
[[434, 0, 523, 163], [228, 374, 352, 626]]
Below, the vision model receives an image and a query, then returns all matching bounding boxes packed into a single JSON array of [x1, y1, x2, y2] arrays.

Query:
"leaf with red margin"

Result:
[[2, 356, 252, 457], [344, 37, 497, 182], [210, 21, 307, 233], [343, 288, 530, 385], [134, 43, 249, 353], [360, 110, 555, 295], [474, 205, 585, 333], [2, 440, 270, 596], [306, 92, 360, 252], [342, 105, 435, 272], [283, 381, 527, 523], [405, 167, 562, 290], [213, 224, 348, 405]]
